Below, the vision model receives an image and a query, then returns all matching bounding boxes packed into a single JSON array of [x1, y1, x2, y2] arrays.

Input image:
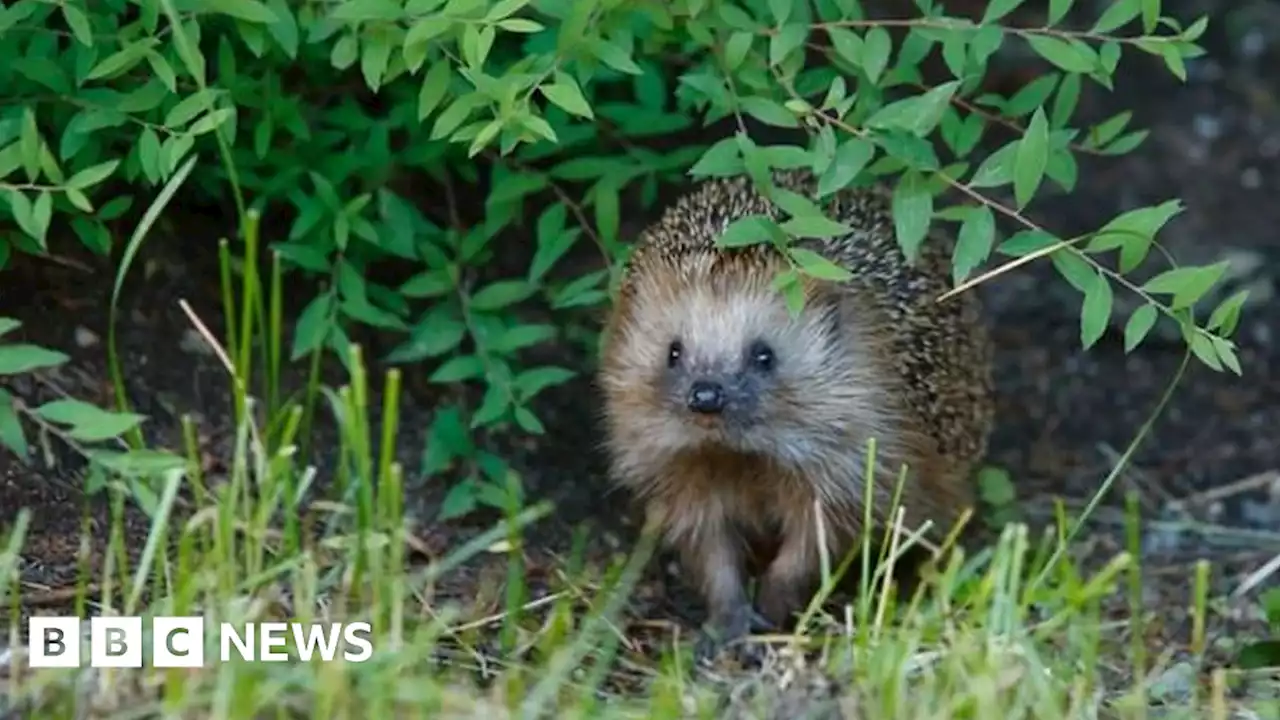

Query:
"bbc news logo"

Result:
[[28, 616, 374, 667]]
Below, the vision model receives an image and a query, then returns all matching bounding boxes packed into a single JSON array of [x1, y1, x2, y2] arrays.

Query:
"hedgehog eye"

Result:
[[749, 341, 775, 372], [667, 340, 683, 368]]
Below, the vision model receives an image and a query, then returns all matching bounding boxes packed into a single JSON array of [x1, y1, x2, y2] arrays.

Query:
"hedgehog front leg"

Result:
[[757, 512, 822, 629], [676, 519, 773, 664]]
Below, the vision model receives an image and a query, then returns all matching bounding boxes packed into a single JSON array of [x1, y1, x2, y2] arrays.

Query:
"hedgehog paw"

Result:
[[693, 606, 775, 667]]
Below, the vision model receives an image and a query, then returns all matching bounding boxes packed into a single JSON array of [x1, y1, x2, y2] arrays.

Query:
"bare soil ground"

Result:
[[1, 0, 1276, 703]]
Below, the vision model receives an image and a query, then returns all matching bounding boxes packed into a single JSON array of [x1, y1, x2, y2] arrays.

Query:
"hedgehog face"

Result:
[[621, 273, 855, 459], [660, 333, 778, 429]]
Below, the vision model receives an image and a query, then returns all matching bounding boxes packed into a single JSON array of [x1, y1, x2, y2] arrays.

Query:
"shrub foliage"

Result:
[[0, 0, 1242, 522]]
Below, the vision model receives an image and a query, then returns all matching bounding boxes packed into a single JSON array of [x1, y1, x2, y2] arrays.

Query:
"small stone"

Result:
[[1241, 30, 1267, 59], [1148, 661, 1197, 703], [1193, 114, 1222, 141], [74, 326, 98, 348]]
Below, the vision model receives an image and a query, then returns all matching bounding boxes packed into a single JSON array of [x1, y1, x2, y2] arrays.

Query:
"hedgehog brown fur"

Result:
[[597, 168, 995, 662]]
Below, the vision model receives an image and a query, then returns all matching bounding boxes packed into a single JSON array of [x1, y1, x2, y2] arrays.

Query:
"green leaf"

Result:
[[361, 32, 393, 91], [769, 24, 808, 66], [977, 466, 1016, 506], [789, 247, 853, 281], [490, 325, 557, 354], [865, 81, 960, 137], [724, 31, 753, 70], [717, 214, 777, 248], [551, 270, 608, 309], [66, 160, 120, 190], [969, 142, 1016, 188], [826, 27, 863, 69], [780, 215, 854, 239], [330, 0, 403, 21], [422, 407, 468, 475], [1183, 15, 1209, 43], [146, 51, 177, 93], [199, 0, 279, 22], [1140, 262, 1230, 310], [485, 0, 531, 20], [19, 109, 39, 181], [85, 42, 154, 81], [438, 479, 479, 520], [0, 390, 27, 460], [515, 366, 576, 399], [1050, 249, 1095, 293], [430, 355, 485, 383], [816, 137, 874, 197], [400, 270, 454, 298], [469, 279, 536, 311], [1237, 640, 1280, 671], [417, 62, 453, 121], [1101, 130, 1148, 156], [891, 170, 933, 262], [431, 93, 485, 140], [1123, 303, 1158, 353], [5, 191, 35, 246], [31, 191, 52, 247], [1206, 289, 1249, 336], [164, 90, 217, 129], [63, 188, 90, 212], [290, 292, 335, 361], [62, 4, 93, 46], [470, 384, 509, 428], [740, 97, 799, 128], [488, 172, 548, 206], [1051, 72, 1081, 128], [540, 75, 593, 119], [1189, 331, 1222, 371], [982, 0, 1026, 23], [189, 108, 235, 136], [0, 344, 66, 375], [589, 37, 642, 74], [773, 268, 806, 316], [498, 18, 543, 32], [1025, 35, 1095, 73], [768, 0, 792, 24], [1079, 271, 1113, 349], [1091, 0, 1140, 32], [1047, 0, 1075, 25], [0, 319, 20, 337], [689, 136, 742, 177], [953, 205, 995, 284], [34, 399, 146, 442], [88, 449, 186, 476], [530, 205, 576, 281], [386, 320, 466, 363], [513, 406, 545, 435], [862, 27, 891, 82], [1087, 199, 1182, 259], [594, 177, 621, 246], [1159, 44, 1187, 82], [405, 18, 455, 64], [1014, 108, 1049, 209], [1211, 337, 1241, 376]]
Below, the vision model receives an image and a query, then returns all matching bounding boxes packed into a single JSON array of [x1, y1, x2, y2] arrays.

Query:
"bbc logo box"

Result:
[[28, 615, 373, 667], [29, 616, 205, 668]]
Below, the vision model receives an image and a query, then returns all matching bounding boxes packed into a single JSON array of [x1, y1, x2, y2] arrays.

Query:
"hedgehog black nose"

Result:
[[687, 381, 725, 414]]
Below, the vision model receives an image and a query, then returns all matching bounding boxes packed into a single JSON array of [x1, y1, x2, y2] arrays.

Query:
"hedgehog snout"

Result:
[[686, 380, 726, 414]]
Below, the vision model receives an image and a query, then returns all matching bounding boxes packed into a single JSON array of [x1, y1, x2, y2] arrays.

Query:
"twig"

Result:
[[1232, 551, 1280, 600]]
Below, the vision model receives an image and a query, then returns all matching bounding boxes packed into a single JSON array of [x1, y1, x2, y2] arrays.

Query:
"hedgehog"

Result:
[[596, 168, 996, 662]]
